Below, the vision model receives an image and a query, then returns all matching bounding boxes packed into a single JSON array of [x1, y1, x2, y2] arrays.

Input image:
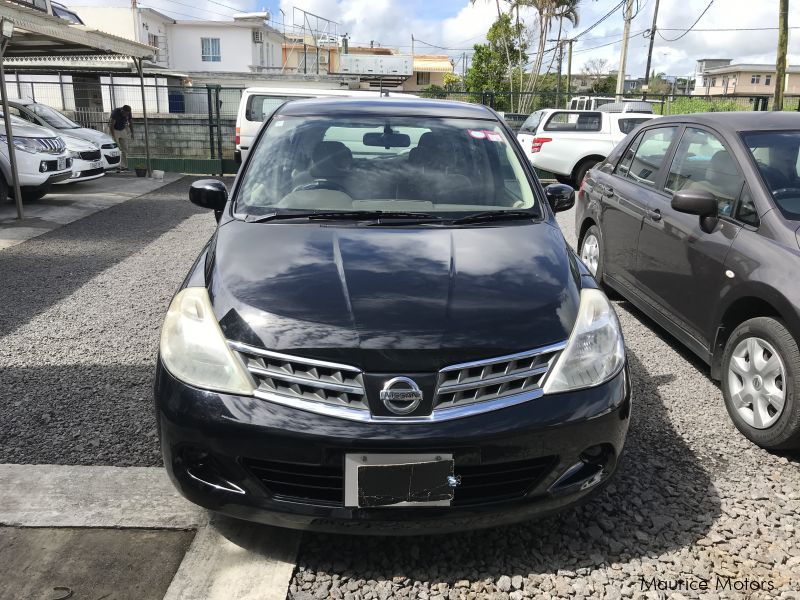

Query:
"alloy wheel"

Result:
[[580, 233, 600, 276], [727, 336, 787, 429]]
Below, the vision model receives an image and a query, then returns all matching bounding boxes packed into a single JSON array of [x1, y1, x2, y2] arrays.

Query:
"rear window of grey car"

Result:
[[543, 111, 602, 132]]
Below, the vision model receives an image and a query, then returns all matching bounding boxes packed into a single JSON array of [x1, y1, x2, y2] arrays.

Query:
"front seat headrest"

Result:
[[310, 141, 353, 179]]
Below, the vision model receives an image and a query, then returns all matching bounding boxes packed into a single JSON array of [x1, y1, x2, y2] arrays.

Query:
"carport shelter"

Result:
[[0, 0, 156, 219]]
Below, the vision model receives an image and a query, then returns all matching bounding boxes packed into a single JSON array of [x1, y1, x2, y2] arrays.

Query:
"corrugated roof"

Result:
[[413, 54, 453, 73]]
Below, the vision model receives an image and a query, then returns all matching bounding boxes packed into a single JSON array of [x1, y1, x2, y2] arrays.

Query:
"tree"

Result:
[[443, 73, 462, 92], [518, 0, 581, 112], [471, 0, 516, 108], [464, 12, 527, 106], [581, 59, 614, 94]]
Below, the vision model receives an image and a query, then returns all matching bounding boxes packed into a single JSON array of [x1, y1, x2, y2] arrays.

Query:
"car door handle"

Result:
[[647, 209, 662, 221], [603, 186, 614, 198]]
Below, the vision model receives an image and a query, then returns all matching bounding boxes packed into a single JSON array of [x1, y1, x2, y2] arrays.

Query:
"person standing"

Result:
[[108, 105, 133, 172]]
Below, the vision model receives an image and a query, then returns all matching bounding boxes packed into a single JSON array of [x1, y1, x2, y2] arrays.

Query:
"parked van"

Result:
[[569, 96, 616, 111], [235, 87, 412, 163]]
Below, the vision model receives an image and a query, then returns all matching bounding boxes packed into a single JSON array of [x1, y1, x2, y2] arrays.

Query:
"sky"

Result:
[[79, 0, 799, 78]]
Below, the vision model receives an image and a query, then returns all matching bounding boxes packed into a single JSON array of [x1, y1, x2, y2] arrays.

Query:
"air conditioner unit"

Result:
[[252, 30, 264, 43]]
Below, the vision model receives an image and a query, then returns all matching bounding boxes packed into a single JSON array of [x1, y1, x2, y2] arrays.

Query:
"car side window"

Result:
[[520, 111, 542, 133], [736, 184, 760, 227], [615, 126, 677, 187], [665, 127, 744, 217]]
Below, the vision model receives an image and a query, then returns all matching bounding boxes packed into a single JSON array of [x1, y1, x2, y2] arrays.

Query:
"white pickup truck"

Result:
[[518, 109, 654, 186]]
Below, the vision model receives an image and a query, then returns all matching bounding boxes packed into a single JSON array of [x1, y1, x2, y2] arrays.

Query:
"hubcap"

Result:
[[727, 336, 786, 429], [580, 233, 600, 275]]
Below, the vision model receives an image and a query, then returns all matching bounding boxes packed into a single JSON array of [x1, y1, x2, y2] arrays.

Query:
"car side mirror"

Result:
[[545, 183, 575, 213], [190, 179, 228, 212], [671, 188, 718, 233]]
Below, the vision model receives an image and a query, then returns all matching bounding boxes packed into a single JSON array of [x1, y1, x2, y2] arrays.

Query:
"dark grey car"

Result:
[[575, 112, 800, 450]]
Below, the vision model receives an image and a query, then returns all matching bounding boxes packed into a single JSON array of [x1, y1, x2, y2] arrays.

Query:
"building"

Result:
[[693, 58, 732, 92], [402, 55, 454, 92], [73, 7, 284, 74], [692, 60, 800, 97]]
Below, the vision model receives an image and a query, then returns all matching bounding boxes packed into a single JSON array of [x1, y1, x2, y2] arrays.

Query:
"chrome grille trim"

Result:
[[434, 342, 566, 410], [229, 340, 368, 411], [38, 137, 65, 154]]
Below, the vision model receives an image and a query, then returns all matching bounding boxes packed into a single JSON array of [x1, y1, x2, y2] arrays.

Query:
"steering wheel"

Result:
[[771, 187, 800, 200], [292, 179, 348, 194]]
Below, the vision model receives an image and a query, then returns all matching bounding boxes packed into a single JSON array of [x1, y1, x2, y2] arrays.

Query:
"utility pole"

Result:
[[566, 39, 574, 104], [615, 0, 634, 99], [773, 0, 788, 110], [555, 41, 564, 108], [643, 0, 661, 88], [411, 34, 414, 56]]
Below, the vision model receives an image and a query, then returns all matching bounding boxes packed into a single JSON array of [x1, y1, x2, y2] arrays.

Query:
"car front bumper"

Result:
[[156, 360, 631, 534]]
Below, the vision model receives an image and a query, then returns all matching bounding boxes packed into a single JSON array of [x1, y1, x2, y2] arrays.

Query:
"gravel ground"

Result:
[[0, 177, 216, 465], [2, 183, 799, 597], [288, 210, 800, 600]]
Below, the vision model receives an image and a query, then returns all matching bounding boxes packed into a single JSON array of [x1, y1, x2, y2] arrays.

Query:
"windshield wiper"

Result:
[[244, 210, 441, 224], [450, 210, 538, 225]]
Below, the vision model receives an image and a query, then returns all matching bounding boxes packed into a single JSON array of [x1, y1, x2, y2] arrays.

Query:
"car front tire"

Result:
[[721, 317, 800, 450]]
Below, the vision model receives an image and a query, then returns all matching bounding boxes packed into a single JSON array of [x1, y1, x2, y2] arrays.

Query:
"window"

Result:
[[615, 126, 677, 188], [236, 116, 537, 214], [519, 111, 543, 133], [751, 74, 761, 84], [736, 185, 759, 226], [618, 118, 651, 135], [577, 100, 586, 110], [666, 127, 743, 217], [742, 130, 800, 221], [711, 77, 717, 87], [201, 37, 221, 62], [765, 75, 772, 86], [246, 95, 310, 121], [416, 72, 431, 86], [543, 111, 601, 132]]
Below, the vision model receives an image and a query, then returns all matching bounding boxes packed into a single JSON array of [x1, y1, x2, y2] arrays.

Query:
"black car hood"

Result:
[[208, 220, 580, 372]]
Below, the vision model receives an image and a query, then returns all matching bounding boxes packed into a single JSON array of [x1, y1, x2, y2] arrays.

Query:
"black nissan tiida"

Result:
[[155, 97, 631, 533]]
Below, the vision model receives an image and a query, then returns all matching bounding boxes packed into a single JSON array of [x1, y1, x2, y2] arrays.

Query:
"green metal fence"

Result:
[[6, 73, 800, 175]]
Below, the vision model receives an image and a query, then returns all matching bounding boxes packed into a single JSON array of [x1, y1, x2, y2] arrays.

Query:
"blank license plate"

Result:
[[57, 157, 66, 170], [344, 453, 454, 508]]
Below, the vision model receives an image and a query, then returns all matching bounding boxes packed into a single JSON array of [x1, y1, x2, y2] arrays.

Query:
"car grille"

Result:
[[104, 154, 121, 164], [229, 341, 368, 412], [242, 456, 556, 507], [79, 149, 102, 161], [244, 458, 344, 506], [100, 143, 118, 149], [38, 137, 66, 154], [434, 344, 563, 410]]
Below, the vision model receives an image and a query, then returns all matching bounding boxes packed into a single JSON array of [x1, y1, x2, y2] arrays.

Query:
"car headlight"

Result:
[[543, 288, 625, 394], [160, 287, 255, 395], [0, 135, 44, 154], [69, 150, 81, 158]]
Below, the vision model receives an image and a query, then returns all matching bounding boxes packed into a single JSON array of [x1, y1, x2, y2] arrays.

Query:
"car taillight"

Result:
[[235, 127, 240, 146], [531, 137, 552, 153]]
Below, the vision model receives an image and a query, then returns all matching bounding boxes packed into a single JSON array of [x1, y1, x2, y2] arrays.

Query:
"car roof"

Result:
[[274, 96, 497, 120], [649, 111, 800, 132]]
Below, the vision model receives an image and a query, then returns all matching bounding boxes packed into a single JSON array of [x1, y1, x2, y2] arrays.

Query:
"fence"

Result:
[[6, 74, 800, 175]]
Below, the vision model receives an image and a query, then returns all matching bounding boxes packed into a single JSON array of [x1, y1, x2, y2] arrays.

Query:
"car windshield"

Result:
[[30, 104, 81, 129], [236, 115, 538, 217], [742, 130, 800, 220]]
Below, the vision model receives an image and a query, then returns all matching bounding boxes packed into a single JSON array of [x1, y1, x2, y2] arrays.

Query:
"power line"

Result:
[[660, 26, 800, 32], [571, 0, 625, 40], [658, 0, 713, 41]]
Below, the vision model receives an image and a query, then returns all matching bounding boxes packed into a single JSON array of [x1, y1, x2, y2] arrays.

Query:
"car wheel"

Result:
[[721, 317, 800, 450], [554, 175, 572, 186], [573, 158, 600, 188], [579, 224, 604, 283]]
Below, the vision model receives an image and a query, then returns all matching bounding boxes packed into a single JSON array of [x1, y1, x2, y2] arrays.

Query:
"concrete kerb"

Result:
[[0, 464, 300, 600]]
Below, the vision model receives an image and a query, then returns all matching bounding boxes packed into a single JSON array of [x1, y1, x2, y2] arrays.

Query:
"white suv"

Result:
[[518, 109, 654, 186], [1, 116, 72, 201]]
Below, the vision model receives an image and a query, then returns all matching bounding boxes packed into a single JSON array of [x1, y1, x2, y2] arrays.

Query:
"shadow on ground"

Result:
[[0, 176, 207, 338], [290, 350, 722, 591]]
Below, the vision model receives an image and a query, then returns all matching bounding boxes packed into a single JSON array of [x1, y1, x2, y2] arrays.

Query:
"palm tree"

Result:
[[519, 0, 580, 112]]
